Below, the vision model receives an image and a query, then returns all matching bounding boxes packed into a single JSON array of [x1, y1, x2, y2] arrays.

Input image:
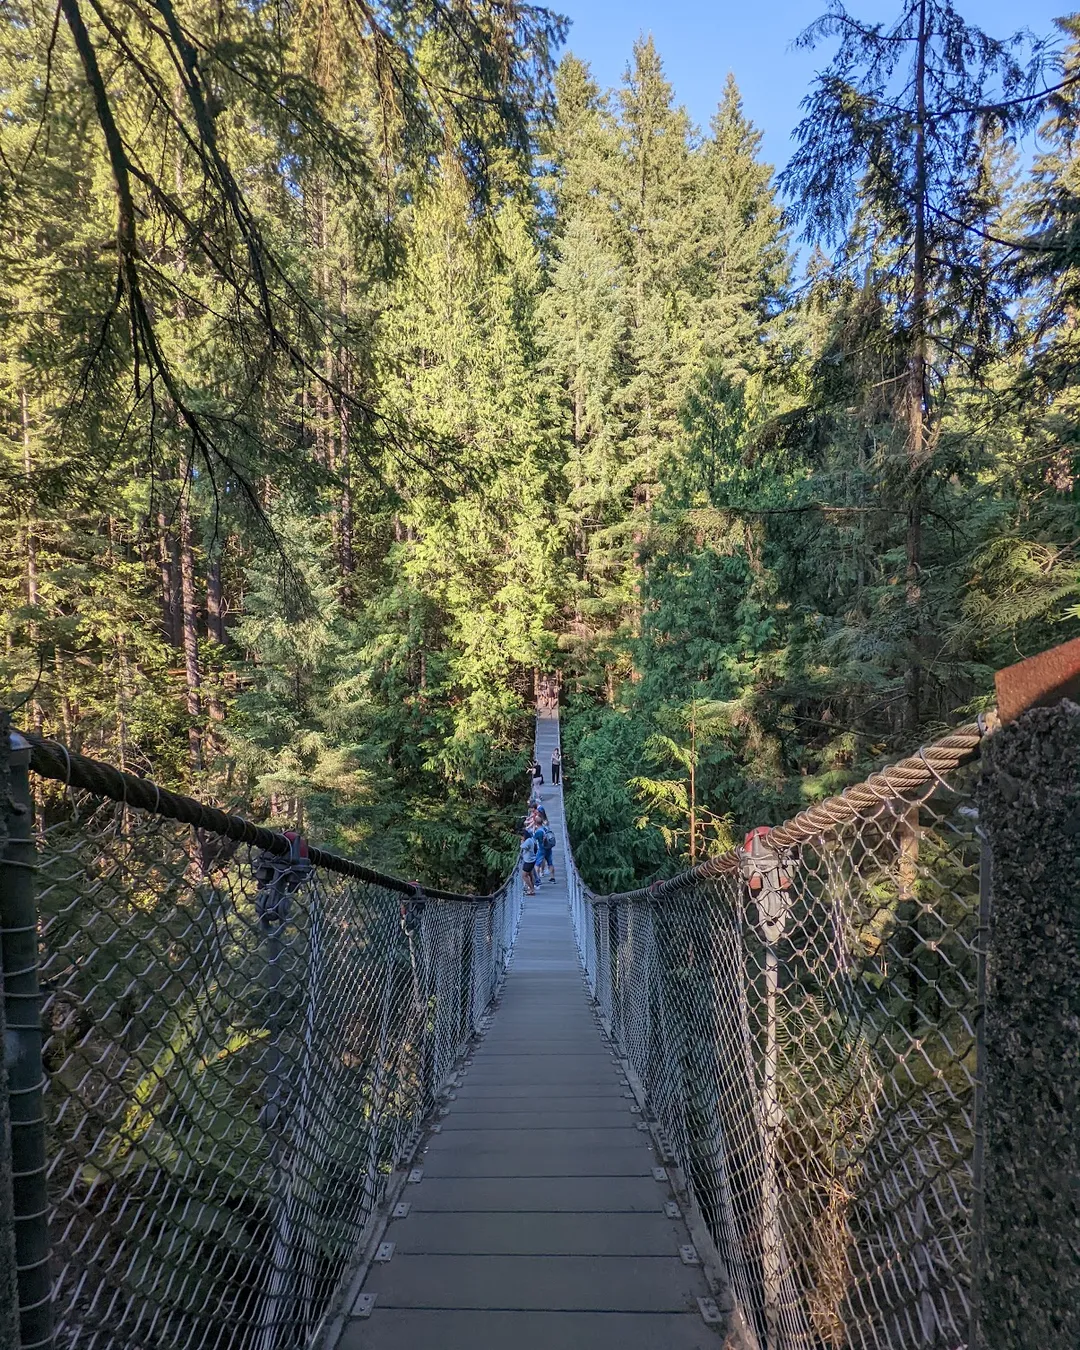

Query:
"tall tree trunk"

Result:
[[339, 393, 354, 578], [116, 631, 131, 773], [206, 551, 226, 726], [108, 517, 131, 772], [22, 387, 46, 831], [207, 553, 226, 644], [316, 184, 336, 474], [321, 224, 340, 569], [158, 511, 181, 646], [179, 500, 203, 772], [339, 261, 354, 580], [905, 0, 930, 735], [688, 703, 697, 863], [21, 388, 44, 740], [54, 648, 74, 747]]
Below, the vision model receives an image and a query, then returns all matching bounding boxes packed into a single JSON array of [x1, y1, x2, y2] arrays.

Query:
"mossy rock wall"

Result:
[[978, 699, 1080, 1349]]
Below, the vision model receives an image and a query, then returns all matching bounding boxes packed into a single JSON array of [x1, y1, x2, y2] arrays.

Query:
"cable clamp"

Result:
[[401, 882, 427, 934], [254, 830, 312, 925], [976, 710, 1000, 738], [738, 826, 794, 943]]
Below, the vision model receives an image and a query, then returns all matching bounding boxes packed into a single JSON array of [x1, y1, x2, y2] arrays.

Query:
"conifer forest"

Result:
[[2, 0, 1078, 893]]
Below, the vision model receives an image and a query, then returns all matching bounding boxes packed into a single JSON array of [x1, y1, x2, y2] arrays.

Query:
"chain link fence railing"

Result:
[[566, 717, 994, 1350], [1, 728, 521, 1350]]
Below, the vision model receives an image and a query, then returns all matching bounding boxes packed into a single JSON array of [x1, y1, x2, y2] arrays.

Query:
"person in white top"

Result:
[[519, 829, 538, 896]]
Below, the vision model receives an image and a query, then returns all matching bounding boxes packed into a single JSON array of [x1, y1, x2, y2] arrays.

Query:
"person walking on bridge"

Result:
[[551, 746, 561, 787], [519, 828, 538, 897], [532, 823, 547, 883], [537, 820, 556, 884], [537, 673, 555, 710]]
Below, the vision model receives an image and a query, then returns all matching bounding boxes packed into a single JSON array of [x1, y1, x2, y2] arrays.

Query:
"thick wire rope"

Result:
[[585, 715, 995, 904], [20, 732, 496, 903]]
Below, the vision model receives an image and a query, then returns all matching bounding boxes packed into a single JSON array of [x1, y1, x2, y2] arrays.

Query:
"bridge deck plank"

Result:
[[337, 709, 721, 1348], [339, 1309, 721, 1350]]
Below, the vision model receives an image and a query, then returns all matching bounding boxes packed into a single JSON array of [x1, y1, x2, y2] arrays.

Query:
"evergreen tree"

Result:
[[4, 10, 1077, 899], [614, 38, 700, 553], [1021, 15, 1080, 519], [780, 0, 1048, 732], [539, 56, 627, 665], [694, 74, 790, 383]]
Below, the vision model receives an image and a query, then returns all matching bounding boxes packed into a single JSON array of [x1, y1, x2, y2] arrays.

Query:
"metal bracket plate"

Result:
[[408, 1168, 424, 1184], [664, 1201, 682, 1220], [698, 1297, 724, 1327], [652, 1167, 668, 1183], [680, 1244, 701, 1266], [353, 1293, 376, 1319], [374, 1242, 395, 1263], [392, 1202, 411, 1219]]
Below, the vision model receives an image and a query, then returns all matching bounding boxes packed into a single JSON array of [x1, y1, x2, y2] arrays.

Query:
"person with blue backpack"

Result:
[[534, 820, 556, 885]]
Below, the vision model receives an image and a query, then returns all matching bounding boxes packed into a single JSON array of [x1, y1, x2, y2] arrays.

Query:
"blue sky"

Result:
[[560, 0, 1070, 174]]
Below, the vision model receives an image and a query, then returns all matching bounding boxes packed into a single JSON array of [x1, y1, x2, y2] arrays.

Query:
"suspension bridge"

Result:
[[1, 659, 1077, 1350], [347, 706, 713, 1349]]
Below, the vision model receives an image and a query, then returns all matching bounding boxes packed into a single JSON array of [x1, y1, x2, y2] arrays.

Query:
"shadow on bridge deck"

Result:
[[337, 709, 720, 1349]]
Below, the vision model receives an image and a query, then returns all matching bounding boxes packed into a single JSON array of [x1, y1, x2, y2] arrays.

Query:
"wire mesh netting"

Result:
[[21, 771, 520, 1350], [569, 747, 985, 1350]]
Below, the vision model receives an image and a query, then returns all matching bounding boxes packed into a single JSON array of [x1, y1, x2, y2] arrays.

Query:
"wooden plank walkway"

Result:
[[338, 709, 720, 1350]]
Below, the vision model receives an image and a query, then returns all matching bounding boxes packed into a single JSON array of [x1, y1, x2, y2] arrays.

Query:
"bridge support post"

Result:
[[573, 872, 597, 992], [1, 724, 53, 1350], [975, 698, 1080, 1350], [595, 900, 613, 1033], [252, 834, 311, 1350], [0, 905, 16, 1350], [740, 828, 803, 1350], [469, 901, 492, 1031]]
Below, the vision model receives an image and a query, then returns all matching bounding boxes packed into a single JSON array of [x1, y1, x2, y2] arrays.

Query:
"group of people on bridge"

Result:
[[528, 747, 561, 789], [518, 746, 562, 896], [536, 671, 559, 710]]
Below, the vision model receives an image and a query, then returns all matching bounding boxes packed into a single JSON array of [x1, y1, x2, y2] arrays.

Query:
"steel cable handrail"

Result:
[[21, 730, 505, 902], [581, 713, 996, 903]]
